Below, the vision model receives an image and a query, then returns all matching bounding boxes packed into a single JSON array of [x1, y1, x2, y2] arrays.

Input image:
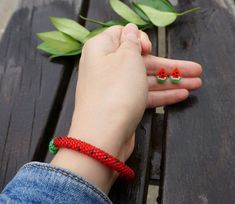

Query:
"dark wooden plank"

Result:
[[109, 109, 154, 204], [149, 113, 164, 185], [0, 0, 85, 190], [46, 0, 157, 203], [161, 0, 235, 203]]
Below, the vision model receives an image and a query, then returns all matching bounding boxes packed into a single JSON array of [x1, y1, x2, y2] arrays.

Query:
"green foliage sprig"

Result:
[[37, 0, 199, 58]]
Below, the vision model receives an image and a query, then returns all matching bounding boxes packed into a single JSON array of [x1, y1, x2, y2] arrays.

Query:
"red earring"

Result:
[[156, 68, 168, 83], [169, 68, 182, 84]]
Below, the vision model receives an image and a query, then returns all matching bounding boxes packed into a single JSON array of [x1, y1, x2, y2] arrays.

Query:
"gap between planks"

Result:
[[156, 27, 166, 114], [33, 0, 90, 162]]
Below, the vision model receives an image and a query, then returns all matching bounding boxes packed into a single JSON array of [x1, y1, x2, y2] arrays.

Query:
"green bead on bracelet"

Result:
[[49, 139, 59, 155]]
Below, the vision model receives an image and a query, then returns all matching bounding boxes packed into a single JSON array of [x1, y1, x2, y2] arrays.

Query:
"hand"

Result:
[[69, 24, 150, 161], [69, 24, 202, 160], [51, 24, 202, 193]]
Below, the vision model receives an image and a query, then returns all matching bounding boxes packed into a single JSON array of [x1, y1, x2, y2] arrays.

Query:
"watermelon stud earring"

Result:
[[156, 68, 168, 83], [169, 68, 182, 84]]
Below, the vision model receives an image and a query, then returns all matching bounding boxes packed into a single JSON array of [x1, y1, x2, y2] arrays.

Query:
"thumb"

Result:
[[118, 23, 141, 54]]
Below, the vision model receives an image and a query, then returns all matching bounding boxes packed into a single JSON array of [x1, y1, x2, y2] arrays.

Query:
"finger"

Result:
[[118, 23, 141, 54], [83, 25, 122, 57], [144, 55, 202, 77], [147, 89, 189, 108], [148, 76, 202, 91], [140, 31, 152, 55]]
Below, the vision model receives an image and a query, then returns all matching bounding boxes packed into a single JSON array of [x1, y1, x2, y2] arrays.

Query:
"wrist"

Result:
[[68, 110, 133, 162], [51, 148, 118, 194], [50, 112, 134, 194]]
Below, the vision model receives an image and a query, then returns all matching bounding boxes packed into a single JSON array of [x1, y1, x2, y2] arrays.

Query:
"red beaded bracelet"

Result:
[[49, 136, 135, 180]]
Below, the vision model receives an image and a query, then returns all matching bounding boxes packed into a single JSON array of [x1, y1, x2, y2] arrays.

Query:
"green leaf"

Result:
[[50, 48, 82, 58], [132, 2, 150, 22], [37, 42, 82, 58], [37, 31, 81, 53], [135, 0, 176, 12], [136, 4, 177, 27], [104, 20, 128, 26], [109, 0, 147, 25], [81, 15, 128, 27], [83, 27, 107, 42], [159, 0, 176, 11], [80, 16, 107, 26], [37, 42, 64, 55], [50, 17, 90, 43]]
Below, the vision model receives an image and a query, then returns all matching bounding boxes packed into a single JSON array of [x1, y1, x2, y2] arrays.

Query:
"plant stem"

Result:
[[177, 7, 200, 16], [80, 15, 107, 26]]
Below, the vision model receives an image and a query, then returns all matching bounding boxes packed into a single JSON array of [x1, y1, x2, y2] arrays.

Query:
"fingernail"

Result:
[[123, 23, 139, 41]]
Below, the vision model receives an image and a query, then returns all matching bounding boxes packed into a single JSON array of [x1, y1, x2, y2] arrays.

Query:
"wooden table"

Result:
[[161, 1, 235, 203], [0, 0, 235, 203]]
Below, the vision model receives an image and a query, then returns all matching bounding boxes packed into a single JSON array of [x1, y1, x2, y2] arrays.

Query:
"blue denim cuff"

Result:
[[1, 162, 112, 204]]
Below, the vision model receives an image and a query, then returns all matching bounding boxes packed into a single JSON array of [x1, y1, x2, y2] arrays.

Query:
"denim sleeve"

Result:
[[0, 162, 112, 204]]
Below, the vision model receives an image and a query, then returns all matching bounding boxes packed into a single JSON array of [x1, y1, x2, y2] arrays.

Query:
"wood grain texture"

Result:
[[0, 0, 83, 190], [161, 0, 235, 203], [109, 109, 154, 204], [149, 113, 164, 185]]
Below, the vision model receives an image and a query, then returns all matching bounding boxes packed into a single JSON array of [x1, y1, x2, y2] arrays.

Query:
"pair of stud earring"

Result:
[[156, 68, 182, 84]]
